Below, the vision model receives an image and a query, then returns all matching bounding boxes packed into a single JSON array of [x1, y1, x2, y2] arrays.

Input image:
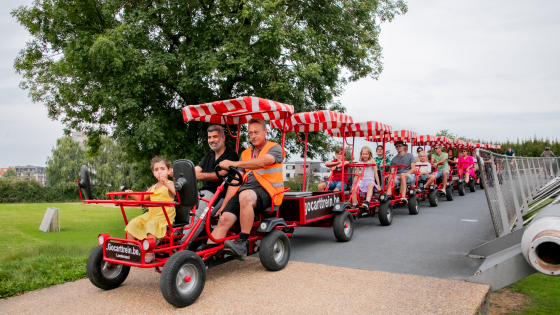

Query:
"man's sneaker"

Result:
[[223, 238, 249, 261], [361, 201, 370, 209], [400, 197, 408, 205]]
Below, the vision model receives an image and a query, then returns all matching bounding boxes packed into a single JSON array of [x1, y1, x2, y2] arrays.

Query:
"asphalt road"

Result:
[[288, 188, 496, 280]]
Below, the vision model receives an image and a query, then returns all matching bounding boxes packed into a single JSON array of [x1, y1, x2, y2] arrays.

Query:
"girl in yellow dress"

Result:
[[125, 157, 176, 263]]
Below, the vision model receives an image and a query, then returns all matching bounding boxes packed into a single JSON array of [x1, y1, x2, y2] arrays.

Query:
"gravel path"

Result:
[[0, 258, 489, 315]]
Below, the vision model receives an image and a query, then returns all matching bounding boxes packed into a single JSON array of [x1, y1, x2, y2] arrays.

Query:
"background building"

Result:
[[72, 131, 87, 149], [10, 165, 46, 186]]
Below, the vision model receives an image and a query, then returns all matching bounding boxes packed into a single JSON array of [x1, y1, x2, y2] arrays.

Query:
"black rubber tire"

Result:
[[458, 183, 465, 196], [333, 210, 354, 242], [446, 186, 454, 201], [408, 195, 419, 215], [428, 190, 438, 207], [86, 245, 131, 290], [469, 180, 476, 192], [378, 201, 393, 226], [160, 250, 206, 308], [260, 230, 291, 271]]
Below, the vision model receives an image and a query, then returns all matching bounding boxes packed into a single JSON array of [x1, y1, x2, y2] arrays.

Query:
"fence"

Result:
[[476, 149, 560, 237]]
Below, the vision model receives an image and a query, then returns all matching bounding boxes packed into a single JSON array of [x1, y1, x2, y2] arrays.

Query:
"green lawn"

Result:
[[0, 203, 142, 298], [504, 273, 560, 314]]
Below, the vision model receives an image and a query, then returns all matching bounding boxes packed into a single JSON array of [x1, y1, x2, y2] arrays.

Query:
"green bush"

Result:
[[0, 178, 78, 203], [500, 137, 560, 157]]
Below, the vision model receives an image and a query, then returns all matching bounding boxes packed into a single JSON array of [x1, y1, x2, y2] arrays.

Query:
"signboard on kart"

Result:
[[304, 193, 341, 220], [105, 241, 142, 264]]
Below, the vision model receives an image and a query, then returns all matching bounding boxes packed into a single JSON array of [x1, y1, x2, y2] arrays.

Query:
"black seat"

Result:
[[262, 205, 280, 214]]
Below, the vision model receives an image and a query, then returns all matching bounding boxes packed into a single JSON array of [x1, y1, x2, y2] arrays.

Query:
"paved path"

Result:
[[290, 189, 496, 280], [0, 259, 488, 315]]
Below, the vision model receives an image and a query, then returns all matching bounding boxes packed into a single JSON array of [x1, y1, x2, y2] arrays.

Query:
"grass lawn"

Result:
[[504, 273, 560, 314], [0, 203, 143, 298]]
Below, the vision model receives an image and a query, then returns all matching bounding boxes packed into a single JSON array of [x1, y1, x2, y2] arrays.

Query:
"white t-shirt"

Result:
[[416, 161, 431, 174]]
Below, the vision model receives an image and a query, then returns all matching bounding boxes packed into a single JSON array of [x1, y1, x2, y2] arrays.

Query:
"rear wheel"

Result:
[[428, 190, 438, 207], [260, 230, 291, 271], [333, 211, 354, 242], [446, 186, 454, 201], [458, 183, 465, 196], [378, 201, 393, 226], [469, 180, 476, 192], [87, 245, 130, 290], [408, 195, 419, 215], [160, 250, 206, 308]]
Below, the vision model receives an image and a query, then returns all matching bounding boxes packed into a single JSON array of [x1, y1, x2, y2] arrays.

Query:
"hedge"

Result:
[[0, 178, 79, 203]]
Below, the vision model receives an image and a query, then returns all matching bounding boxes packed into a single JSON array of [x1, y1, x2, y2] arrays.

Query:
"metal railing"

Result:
[[476, 149, 560, 237]]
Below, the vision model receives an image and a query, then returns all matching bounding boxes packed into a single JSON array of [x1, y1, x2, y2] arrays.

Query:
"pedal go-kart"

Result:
[[454, 140, 478, 193], [82, 97, 295, 308], [270, 110, 362, 242], [411, 134, 438, 206], [353, 129, 419, 225], [422, 136, 455, 203]]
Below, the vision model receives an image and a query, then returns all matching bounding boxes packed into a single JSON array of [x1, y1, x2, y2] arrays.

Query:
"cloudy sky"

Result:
[[1, 0, 559, 167]]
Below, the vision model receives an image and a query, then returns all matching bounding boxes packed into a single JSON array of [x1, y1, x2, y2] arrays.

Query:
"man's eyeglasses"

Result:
[[395, 144, 403, 148]]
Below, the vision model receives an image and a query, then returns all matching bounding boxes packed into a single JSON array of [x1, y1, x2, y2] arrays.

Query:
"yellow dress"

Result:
[[124, 184, 176, 239]]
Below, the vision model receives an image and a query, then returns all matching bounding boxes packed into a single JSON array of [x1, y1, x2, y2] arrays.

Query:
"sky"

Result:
[[1, 0, 559, 167]]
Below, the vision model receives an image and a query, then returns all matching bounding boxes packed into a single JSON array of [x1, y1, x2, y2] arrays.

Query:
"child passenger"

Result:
[[351, 146, 380, 209], [124, 156, 176, 263], [415, 152, 432, 188], [317, 147, 350, 192]]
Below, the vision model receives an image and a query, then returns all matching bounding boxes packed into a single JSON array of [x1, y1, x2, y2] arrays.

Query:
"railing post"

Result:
[[506, 157, 523, 230], [522, 158, 533, 203], [514, 158, 530, 220], [530, 159, 538, 195]]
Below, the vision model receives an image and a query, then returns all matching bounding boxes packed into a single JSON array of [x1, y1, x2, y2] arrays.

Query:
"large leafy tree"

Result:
[[13, 0, 407, 183], [45, 137, 88, 193]]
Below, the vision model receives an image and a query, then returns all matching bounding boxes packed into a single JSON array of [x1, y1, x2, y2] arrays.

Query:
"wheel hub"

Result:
[[176, 263, 198, 294]]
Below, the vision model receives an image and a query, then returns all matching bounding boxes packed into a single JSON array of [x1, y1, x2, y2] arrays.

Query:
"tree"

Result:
[[2, 168, 17, 178], [13, 0, 407, 185], [88, 136, 135, 196], [45, 137, 87, 194]]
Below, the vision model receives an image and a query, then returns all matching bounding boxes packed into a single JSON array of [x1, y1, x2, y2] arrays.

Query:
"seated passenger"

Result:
[[447, 148, 457, 170], [458, 149, 475, 184], [415, 151, 432, 188], [374, 145, 391, 173], [386, 141, 416, 204], [415, 147, 424, 162], [351, 146, 380, 209], [199, 118, 285, 261], [317, 147, 350, 192], [425, 145, 449, 191], [180, 125, 239, 248], [124, 157, 176, 263]]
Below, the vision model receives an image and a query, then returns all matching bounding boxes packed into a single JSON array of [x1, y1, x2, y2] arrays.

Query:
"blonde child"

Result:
[[125, 156, 176, 263], [351, 146, 380, 209]]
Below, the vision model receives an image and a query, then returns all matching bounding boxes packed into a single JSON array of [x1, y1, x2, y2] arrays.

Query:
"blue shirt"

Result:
[[505, 150, 515, 156]]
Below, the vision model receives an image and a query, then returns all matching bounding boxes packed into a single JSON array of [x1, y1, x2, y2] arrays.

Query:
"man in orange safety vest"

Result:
[[197, 117, 285, 260]]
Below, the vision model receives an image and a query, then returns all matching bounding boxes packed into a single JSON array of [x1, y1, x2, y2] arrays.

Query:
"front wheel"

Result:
[[428, 190, 438, 207], [378, 201, 393, 226], [446, 186, 454, 201], [87, 245, 131, 290], [469, 180, 476, 192], [333, 210, 354, 242], [260, 230, 291, 271], [408, 195, 419, 215], [160, 250, 206, 308], [458, 183, 465, 196]]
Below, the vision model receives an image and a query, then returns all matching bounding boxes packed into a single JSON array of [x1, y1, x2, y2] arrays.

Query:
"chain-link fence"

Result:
[[283, 162, 331, 192], [477, 149, 560, 237]]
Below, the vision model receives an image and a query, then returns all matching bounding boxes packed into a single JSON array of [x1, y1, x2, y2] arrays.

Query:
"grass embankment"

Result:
[[498, 273, 560, 314], [0, 203, 142, 298]]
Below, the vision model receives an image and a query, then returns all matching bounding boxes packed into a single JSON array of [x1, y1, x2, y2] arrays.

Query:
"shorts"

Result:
[[222, 187, 271, 218], [418, 174, 430, 182], [328, 180, 347, 191], [395, 173, 415, 186], [359, 178, 377, 193], [436, 170, 449, 179]]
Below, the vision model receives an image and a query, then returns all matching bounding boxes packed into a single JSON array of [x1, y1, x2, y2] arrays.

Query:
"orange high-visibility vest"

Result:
[[234, 141, 285, 205]]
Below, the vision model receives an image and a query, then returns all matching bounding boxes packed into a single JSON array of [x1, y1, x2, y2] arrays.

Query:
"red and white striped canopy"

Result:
[[493, 144, 502, 150], [413, 134, 437, 146], [365, 129, 417, 143], [270, 110, 353, 132], [466, 142, 475, 149], [454, 139, 467, 148], [475, 143, 486, 149], [182, 96, 294, 124], [327, 121, 393, 138], [425, 136, 453, 146]]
